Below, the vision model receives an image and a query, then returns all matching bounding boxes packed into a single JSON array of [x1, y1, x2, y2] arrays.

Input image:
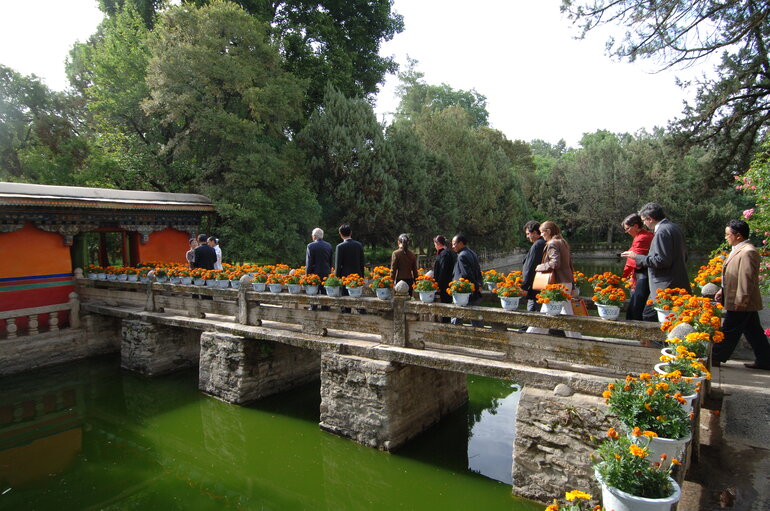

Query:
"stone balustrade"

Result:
[[0, 292, 80, 340]]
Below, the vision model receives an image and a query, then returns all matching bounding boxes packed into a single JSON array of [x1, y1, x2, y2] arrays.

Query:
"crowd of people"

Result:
[[185, 200, 770, 371]]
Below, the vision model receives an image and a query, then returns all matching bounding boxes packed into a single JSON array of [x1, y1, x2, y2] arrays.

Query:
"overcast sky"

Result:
[[0, 0, 715, 146]]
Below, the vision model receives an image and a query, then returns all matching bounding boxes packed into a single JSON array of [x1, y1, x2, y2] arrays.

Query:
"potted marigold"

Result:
[[177, 268, 192, 286], [656, 353, 711, 384], [593, 429, 681, 511], [447, 278, 475, 306], [482, 269, 505, 291], [495, 276, 524, 310], [252, 271, 268, 291], [370, 275, 394, 300], [693, 252, 725, 297], [544, 490, 596, 511], [592, 285, 627, 320], [323, 273, 343, 297], [228, 269, 244, 289], [536, 284, 571, 316], [647, 288, 690, 322], [662, 332, 711, 361], [413, 275, 439, 303], [302, 273, 321, 295], [191, 268, 206, 286], [602, 373, 692, 465], [153, 266, 168, 283], [266, 273, 284, 293], [342, 273, 365, 298], [284, 273, 303, 294]]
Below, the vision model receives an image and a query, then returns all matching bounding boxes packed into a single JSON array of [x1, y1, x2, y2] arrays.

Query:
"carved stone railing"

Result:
[[0, 292, 80, 340]]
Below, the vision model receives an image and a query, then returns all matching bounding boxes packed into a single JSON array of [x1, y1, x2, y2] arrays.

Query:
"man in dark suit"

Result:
[[621, 202, 690, 321], [193, 233, 217, 270], [335, 224, 365, 313], [306, 227, 332, 311], [451, 233, 484, 327], [521, 221, 546, 312], [432, 234, 456, 323]]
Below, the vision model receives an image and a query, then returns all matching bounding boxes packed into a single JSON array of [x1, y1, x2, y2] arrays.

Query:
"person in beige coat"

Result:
[[713, 220, 770, 369]]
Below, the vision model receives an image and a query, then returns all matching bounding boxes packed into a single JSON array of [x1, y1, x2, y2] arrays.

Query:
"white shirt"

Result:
[[214, 245, 223, 270]]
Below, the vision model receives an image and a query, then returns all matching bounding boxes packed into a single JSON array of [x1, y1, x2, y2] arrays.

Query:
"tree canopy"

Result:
[[561, 0, 770, 175]]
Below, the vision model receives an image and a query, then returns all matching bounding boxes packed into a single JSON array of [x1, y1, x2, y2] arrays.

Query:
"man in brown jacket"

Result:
[[713, 220, 770, 369]]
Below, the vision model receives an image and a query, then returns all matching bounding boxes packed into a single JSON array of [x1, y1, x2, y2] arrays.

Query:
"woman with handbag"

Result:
[[527, 221, 580, 337], [621, 214, 653, 320]]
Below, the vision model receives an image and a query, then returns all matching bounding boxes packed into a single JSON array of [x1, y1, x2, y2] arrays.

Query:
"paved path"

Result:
[[681, 319, 770, 510]]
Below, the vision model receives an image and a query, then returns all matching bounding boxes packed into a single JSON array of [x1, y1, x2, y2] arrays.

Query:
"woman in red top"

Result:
[[622, 214, 654, 320]]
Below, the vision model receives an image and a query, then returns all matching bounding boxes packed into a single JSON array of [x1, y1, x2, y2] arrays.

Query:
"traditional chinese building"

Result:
[[0, 182, 214, 341]]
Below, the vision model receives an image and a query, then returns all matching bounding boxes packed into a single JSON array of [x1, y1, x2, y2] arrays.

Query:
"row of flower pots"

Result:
[[548, 285, 722, 511]]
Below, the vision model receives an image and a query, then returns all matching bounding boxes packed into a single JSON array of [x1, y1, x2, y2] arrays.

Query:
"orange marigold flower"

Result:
[[629, 444, 648, 458]]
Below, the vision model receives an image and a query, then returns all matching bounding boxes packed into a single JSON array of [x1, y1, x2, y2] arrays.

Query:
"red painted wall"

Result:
[[136, 228, 190, 264]]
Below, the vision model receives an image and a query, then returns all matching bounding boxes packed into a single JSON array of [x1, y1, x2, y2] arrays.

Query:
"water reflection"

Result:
[[0, 356, 539, 511]]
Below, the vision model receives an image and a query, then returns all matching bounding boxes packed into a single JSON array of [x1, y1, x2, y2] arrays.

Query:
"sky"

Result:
[[0, 0, 716, 146]]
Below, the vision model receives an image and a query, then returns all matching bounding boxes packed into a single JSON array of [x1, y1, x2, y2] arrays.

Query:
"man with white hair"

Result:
[[306, 227, 332, 311]]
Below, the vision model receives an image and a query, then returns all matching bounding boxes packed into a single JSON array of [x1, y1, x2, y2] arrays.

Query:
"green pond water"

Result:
[[0, 356, 541, 511]]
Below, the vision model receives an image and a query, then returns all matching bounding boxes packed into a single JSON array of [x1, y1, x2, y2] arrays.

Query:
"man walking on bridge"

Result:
[[521, 221, 546, 312], [335, 224, 365, 313], [451, 234, 484, 327], [306, 227, 332, 311]]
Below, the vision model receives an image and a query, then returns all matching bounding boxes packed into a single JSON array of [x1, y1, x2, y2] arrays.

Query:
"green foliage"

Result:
[[738, 138, 770, 242], [144, 1, 319, 262], [298, 84, 397, 245], [562, 0, 770, 175]]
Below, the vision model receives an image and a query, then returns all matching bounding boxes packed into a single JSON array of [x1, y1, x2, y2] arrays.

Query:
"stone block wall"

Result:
[[121, 319, 200, 376], [198, 332, 320, 404], [512, 386, 614, 503], [319, 352, 468, 451]]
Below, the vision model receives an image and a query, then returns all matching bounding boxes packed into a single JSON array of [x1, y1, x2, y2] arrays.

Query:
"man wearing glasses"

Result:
[[621, 202, 690, 321]]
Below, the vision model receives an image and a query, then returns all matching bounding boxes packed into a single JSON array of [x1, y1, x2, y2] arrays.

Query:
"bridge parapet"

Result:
[[76, 277, 665, 390]]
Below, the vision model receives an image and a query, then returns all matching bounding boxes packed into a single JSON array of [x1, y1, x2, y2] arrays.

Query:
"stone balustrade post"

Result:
[[49, 311, 59, 331], [6, 317, 17, 339], [68, 292, 80, 329], [390, 281, 410, 347], [28, 314, 39, 335], [237, 275, 252, 324], [145, 272, 156, 312]]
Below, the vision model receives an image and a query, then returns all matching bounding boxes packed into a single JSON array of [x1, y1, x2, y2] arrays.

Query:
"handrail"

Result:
[[0, 292, 79, 339]]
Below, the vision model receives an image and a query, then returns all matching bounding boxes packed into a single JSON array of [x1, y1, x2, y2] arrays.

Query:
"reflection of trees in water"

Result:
[[466, 375, 518, 431]]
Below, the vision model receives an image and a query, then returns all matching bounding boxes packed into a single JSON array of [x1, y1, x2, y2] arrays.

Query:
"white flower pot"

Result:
[[600, 478, 681, 511], [681, 392, 698, 414], [252, 282, 266, 292], [305, 285, 319, 295], [655, 307, 671, 323], [268, 283, 283, 293], [287, 283, 302, 294], [499, 296, 520, 310], [193, 278, 205, 286], [629, 431, 691, 468], [325, 286, 342, 297], [376, 287, 392, 300], [181, 276, 192, 285], [107, 274, 117, 281], [156, 276, 168, 283], [597, 303, 620, 320], [419, 291, 436, 303], [544, 301, 565, 316], [117, 274, 128, 282], [88, 273, 98, 280], [215, 280, 229, 289], [169, 276, 181, 284], [97, 273, 106, 280], [654, 363, 707, 386], [140, 276, 150, 284], [485, 282, 496, 291], [230, 279, 241, 289], [452, 292, 470, 306], [204, 279, 215, 287], [347, 286, 363, 298], [127, 274, 139, 282]]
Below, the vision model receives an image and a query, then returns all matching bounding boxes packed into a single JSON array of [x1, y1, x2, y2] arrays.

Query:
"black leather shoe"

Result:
[[744, 362, 770, 370]]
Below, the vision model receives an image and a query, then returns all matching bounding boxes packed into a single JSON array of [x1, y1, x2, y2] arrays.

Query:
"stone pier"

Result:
[[512, 386, 613, 502], [198, 332, 320, 404], [121, 319, 200, 376], [319, 352, 468, 451]]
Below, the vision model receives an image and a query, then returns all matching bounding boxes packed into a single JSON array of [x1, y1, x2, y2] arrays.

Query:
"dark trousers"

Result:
[[713, 310, 770, 365], [626, 272, 650, 321]]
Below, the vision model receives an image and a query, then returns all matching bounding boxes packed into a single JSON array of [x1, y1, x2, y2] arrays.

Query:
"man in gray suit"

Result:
[[621, 202, 691, 321]]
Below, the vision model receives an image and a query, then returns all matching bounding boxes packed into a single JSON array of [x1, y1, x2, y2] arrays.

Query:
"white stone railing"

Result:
[[0, 292, 80, 340]]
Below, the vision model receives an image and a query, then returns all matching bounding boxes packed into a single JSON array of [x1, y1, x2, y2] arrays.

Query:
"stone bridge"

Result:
[[66, 274, 667, 502]]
